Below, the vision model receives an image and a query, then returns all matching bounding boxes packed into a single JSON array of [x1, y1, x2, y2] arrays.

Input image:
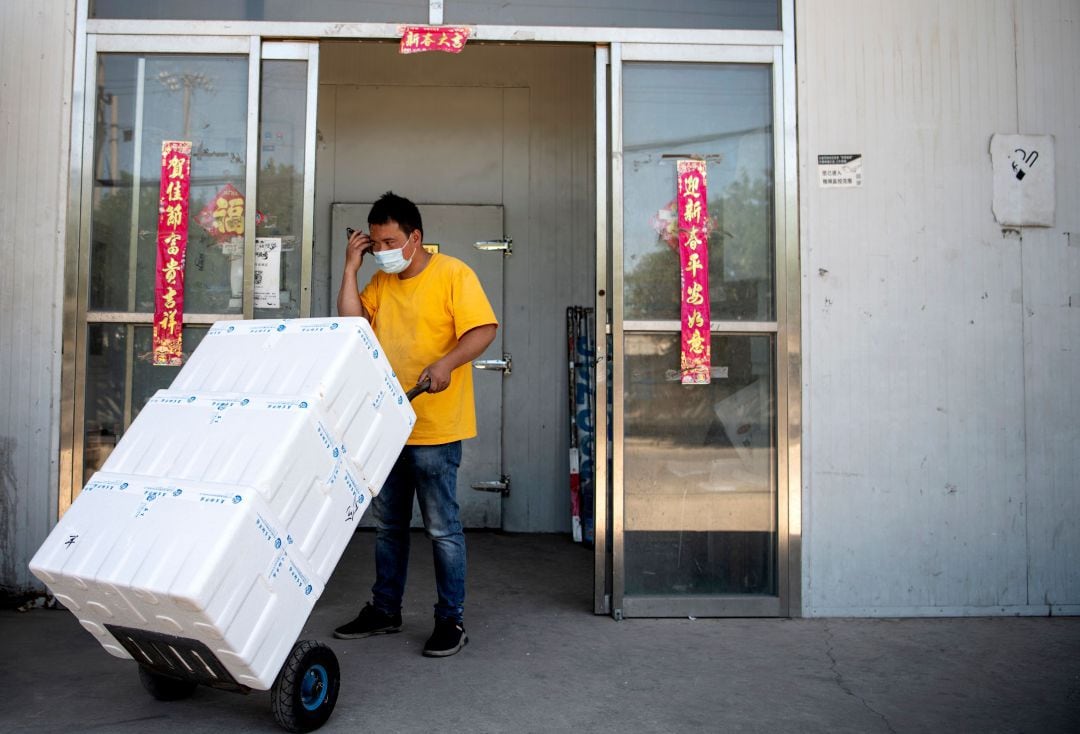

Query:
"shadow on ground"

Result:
[[3, 532, 1079, 733]]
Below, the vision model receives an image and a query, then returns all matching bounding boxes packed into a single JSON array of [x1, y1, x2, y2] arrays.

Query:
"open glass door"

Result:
[[61, 36, 319, 512], [607, 42, 797, 618]]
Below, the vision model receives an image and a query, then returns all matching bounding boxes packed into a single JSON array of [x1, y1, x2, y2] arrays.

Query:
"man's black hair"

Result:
[[368, 191, 423, 238]]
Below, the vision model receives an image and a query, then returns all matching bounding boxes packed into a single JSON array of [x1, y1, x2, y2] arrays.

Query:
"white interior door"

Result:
[[332, 202, 505, 528]]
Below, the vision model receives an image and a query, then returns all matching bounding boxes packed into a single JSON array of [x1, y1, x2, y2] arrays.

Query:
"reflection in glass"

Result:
[[255, 60, 308, 319], [83, 324, 207, 484], [623, 63, 774, 322], [623, 333, 776, 596], [89, 54, 248, 314]]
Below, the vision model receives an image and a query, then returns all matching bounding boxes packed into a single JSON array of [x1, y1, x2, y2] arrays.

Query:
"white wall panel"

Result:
[[796, 0, 1073, 615], [1015, 0, 1080, 615], [0, 1, 76, 595]]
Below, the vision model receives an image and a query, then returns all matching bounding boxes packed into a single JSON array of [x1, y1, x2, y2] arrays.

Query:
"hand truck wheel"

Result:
[[270, 640, 340, 732]]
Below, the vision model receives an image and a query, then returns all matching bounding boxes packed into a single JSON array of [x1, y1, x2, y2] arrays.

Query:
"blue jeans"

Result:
[[370, 441, 466, 623]]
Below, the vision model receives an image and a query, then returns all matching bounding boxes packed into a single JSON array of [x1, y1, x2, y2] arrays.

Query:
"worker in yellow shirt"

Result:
[[334, 192, 497, 658]]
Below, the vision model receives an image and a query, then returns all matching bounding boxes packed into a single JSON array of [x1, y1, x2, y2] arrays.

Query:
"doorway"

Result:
[[312, 41, 598, 537], [61, 33, 799, 619], [331, 201, 508, 528]]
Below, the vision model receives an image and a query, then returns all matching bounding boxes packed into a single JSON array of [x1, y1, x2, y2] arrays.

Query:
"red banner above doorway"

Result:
[[399, 25, 470, 54]]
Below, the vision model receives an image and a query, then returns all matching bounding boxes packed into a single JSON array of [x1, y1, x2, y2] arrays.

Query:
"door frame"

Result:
[[62, 0, 799, 616], [597, 23, 800, 618], [329, 202, 509, 529], [59, 32, 320, 513]]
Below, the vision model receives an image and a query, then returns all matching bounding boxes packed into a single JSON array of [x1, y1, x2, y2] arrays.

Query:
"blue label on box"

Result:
[[268, 550, 286, 580], [315, 421, 335, 452], [199, 493, 231, 505], [358, 328, 375, 353], [288, 559, 311, 593], [255, 514, 279, 544]]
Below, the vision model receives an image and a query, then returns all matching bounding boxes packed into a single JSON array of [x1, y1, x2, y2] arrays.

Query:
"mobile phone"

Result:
[[346, 227, 356, 239]]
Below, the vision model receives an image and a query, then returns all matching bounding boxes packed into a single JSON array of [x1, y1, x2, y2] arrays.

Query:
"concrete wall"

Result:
[[0, 1, 77, 596], [315, 42, 596, 533], [797, 0, 1080, 615]]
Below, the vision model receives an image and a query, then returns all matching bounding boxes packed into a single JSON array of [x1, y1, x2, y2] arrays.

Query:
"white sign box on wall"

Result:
[[991, 134, 1055, 227]]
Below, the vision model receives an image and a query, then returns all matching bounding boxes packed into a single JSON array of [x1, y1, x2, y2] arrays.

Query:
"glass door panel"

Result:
[[83, 324, 208, 484], [623, 333, 776, 596], [89, 54, 249, 315], [613, 44, 788, 617], [622, 62, 774, 323], [66, 38, 320, 509], [255, 59, 309, 319], [75, 40, 254, 493]]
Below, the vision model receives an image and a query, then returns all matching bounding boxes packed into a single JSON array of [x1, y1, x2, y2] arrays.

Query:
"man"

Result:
[[334, 192, 497, 657]]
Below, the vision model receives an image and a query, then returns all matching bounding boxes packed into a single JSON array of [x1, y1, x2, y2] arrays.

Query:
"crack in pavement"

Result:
[[824, 621, 898, 734]]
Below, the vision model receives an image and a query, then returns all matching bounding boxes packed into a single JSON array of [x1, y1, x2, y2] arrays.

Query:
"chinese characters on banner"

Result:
[[677, 159, 711, 384], [153, 140, 191, 366], [399, 25, 470, 54]]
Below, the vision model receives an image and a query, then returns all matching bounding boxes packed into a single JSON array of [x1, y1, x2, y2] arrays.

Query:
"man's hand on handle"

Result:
[[415, 324, 498, 395], [418, 359, 454, 394]]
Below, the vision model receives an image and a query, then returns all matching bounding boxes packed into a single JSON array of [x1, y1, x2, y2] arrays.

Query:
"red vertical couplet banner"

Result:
[[677, 159, 711, 385], [153, 140, 191, 366]]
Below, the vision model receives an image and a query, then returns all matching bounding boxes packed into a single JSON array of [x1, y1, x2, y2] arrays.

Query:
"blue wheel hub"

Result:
[[300, 664, 329, 711]]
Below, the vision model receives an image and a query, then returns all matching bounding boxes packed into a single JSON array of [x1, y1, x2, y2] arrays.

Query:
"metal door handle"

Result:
[[473, 354, 512, 375], [471, 475, 510, 495], [473, 238, 512, 255]]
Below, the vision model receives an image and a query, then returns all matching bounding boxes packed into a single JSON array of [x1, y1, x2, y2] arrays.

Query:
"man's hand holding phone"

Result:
[[344, 227, 374, 272]]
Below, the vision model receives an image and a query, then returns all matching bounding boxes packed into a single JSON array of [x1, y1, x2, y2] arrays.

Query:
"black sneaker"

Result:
[[422, 619, 468, 657], [333, 603, 402, 639]]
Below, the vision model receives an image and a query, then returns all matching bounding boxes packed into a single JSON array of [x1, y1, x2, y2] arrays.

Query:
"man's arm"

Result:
[[418, 324, 498, 393], [337, 231, 373, 319]]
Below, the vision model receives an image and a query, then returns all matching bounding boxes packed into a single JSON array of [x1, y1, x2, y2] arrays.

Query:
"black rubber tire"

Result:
[[138, 665, 198, 701], [270, 640, 340, 733]]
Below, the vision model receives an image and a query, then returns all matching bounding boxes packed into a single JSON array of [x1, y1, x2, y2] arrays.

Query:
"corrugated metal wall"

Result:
[[797, 0, 1080, 615], [315, 42, 596, 533], [0, 1, 76, 595], [1014, 0, 1080, 615]]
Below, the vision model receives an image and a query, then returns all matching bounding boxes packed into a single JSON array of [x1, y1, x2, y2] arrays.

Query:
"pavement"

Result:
[[3, 531, 1079, 733]]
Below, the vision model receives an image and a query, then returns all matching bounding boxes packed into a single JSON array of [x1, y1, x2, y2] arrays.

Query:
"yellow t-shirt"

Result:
[[360, 253, 498, 445]]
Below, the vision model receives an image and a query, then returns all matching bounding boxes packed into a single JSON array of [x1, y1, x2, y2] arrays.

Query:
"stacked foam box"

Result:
[[30, 318, 415, 690]]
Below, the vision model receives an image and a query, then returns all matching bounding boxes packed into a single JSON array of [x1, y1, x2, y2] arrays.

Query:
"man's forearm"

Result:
[[442, 324, 498, 371], [337, 267, 368, 319], [417, 323, 497, 392]]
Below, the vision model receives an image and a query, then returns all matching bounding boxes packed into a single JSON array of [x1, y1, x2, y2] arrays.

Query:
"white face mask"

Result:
[[373, 235, 414, 274]]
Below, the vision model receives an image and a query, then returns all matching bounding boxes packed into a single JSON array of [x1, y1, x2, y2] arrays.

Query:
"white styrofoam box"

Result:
[[171, 318, 416, 460], [29, 473, 323, 690], [101, 394, 375, 580], [29, 317, 415, 690]]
